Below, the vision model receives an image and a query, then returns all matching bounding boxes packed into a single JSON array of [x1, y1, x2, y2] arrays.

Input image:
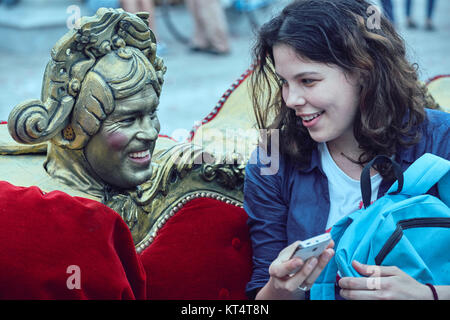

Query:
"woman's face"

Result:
[[273, 44, 361, 146], [84, 84, 160, 189]]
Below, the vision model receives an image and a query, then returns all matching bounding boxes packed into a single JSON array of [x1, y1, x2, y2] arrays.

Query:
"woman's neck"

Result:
[[326, 130, 361, 161], [325, 133, 376, 180]]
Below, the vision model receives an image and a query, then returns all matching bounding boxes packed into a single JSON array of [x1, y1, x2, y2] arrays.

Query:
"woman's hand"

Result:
[[256, 240, 335, 300], [339, 261, 434, 300]]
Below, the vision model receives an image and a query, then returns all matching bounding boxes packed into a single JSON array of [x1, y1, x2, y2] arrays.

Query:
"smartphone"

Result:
[[289, 233, 332, 274]]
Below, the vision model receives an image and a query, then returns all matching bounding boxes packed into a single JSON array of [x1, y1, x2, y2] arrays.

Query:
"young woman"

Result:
[[244, 0, 449, 300]]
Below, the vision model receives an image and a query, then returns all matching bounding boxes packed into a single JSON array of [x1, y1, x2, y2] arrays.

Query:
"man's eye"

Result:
[[150, 109, 159, 120], [120, 117, 136, 124]]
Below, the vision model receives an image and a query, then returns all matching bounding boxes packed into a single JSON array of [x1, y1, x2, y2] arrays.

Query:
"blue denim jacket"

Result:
[[244, 109, 450, 299]]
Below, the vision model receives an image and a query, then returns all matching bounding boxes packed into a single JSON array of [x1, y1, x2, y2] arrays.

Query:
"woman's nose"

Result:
[[285, 88, 307, 109]]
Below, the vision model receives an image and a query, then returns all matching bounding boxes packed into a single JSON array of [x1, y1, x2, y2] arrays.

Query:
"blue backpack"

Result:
[[310, 153, 450, 300]]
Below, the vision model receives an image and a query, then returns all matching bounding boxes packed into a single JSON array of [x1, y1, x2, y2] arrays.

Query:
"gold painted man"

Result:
[[4, 8, 166, 243]]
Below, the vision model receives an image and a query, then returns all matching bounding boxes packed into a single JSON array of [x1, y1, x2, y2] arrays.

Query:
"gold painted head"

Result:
[[7, 8, 166, 192], [78, 47, 161, 189]]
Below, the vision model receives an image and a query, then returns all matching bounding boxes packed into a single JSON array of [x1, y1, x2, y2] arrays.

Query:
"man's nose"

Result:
[[136, 117, 159, 141]]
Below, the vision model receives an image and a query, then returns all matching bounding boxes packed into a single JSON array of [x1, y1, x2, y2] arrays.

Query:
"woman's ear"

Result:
[[355, 71, 366, 92], [345, 69, 364, 88], [351, 69, 364, 86]]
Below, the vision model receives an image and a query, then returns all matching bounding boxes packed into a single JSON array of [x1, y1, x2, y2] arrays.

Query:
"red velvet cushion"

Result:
[[140, 197, 252, 300], [0, 181, 146, 299]]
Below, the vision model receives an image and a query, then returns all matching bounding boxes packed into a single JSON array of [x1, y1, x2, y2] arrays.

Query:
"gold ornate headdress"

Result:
[[8, 8, 166, 149]]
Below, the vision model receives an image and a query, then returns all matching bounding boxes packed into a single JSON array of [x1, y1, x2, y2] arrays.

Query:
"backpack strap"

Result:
[[361, 155, 404, 209], [387, 153, 450, 201]]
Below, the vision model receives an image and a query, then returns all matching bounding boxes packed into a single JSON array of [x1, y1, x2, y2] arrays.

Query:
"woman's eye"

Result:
[[302, 79, 316, 85]]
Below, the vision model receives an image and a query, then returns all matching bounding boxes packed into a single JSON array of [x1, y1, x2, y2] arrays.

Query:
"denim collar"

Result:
[[297, 145, 321, 173]]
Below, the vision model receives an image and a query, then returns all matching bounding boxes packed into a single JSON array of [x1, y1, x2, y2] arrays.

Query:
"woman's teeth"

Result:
[[129, 150, 150, 159], [302, 111, 324, 122]]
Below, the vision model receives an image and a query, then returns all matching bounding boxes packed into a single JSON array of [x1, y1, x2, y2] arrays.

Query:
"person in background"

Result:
[[380, 0, 395, 23], [120, 0, 167, 53], [121, 0, 155, 31], [185, 0, 231, 55], [405, 0, 437, 31], [1, 0, 20, 7]]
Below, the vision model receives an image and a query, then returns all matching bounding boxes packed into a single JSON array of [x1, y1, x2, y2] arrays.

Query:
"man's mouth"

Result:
[[128, 149, 151, 164], [129, 150, 150, 159]]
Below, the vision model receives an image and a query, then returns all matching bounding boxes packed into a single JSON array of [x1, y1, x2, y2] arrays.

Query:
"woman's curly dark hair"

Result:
[[251, 0, 427, 177]]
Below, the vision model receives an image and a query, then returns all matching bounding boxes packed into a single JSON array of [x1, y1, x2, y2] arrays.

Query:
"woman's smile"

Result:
[[298, 111, 326, 128]]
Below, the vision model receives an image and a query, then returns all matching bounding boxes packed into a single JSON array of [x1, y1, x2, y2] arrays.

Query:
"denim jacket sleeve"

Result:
[[243, 147, 288, 298], [424, 109, 450, 160]]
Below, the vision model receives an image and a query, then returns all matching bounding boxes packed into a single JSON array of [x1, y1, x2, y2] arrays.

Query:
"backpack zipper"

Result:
[[375, 217, 450, 265]]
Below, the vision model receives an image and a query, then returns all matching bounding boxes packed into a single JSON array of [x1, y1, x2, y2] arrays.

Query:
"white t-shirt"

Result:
[[318, 143, 382, 230]]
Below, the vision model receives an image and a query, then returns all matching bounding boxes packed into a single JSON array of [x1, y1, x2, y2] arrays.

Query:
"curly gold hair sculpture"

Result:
[[8, 8, 166, 150]]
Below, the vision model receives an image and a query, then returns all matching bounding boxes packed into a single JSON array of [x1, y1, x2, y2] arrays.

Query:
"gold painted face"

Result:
[[84, 84, 160, 189]]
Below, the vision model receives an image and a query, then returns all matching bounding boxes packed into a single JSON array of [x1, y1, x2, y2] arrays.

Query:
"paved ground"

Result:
[[0, 0, 449, 138]]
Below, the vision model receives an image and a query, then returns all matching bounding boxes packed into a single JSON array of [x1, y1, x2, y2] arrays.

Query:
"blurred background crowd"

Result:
[[0, 0, 449, 138]]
